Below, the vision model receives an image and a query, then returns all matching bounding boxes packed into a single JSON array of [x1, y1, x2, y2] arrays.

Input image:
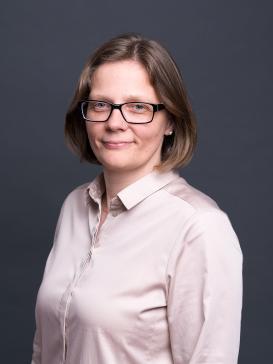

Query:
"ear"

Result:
[[164, 129, 174, 136], [164, 117, 174, 136]]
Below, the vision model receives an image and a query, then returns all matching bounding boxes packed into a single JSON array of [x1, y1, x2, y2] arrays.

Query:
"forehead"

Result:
[[90, 60, 159, 102]]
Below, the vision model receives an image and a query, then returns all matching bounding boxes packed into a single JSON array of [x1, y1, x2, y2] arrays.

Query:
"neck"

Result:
[[103, 166, 157, 206]]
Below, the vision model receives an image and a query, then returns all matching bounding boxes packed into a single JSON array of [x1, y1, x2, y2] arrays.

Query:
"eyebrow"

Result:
[[89, 94, 157, 103]]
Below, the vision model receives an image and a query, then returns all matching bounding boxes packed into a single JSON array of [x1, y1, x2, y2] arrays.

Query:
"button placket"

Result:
[[62, 205, 101, 363]]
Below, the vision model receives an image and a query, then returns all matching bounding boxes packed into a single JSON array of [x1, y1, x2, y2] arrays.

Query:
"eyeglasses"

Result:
[[80, 100, 165, 124]]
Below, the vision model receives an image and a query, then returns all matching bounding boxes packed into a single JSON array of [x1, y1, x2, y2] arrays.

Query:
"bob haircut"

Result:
[[65, 33, 197, 171]]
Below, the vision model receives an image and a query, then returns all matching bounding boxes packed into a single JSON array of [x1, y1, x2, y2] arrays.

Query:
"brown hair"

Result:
[[65, 33, 197, 171]]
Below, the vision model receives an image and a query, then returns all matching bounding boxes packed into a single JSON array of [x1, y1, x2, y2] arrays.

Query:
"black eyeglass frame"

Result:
[[80, 100, 165, 124]]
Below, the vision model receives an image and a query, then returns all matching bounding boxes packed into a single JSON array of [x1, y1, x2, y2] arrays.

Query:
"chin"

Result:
[[99, 157, 135, 172]]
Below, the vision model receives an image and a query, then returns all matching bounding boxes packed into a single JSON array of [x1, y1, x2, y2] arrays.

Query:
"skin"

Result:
[[85, 59, 173, 212]]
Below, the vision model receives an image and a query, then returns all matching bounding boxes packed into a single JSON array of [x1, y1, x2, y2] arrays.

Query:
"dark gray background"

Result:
[[1, 0, 272, 363]]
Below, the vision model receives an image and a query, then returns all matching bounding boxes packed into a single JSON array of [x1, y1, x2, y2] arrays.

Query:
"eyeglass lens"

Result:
[[82, 101, 154, 123]]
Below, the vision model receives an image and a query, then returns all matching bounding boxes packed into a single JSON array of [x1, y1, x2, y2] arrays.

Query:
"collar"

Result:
[[117, 169, 180, 210], [85, 169, 180, 215], [85, 173, 105, 206]]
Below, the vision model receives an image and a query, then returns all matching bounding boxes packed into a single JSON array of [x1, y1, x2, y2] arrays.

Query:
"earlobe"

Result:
[[165, 115, 174, 136]]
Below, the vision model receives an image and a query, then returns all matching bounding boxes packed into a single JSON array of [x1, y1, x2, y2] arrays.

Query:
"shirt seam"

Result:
[[164, 208, 234, 300], [162, 187, 221, 214], [164, 210, 196, 301]]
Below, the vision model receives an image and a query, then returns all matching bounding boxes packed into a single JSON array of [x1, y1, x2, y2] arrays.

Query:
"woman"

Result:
[[31, 33, 243, 364]]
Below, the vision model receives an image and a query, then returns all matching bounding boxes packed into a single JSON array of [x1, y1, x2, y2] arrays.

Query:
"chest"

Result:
[[36, 202, 184, 335]]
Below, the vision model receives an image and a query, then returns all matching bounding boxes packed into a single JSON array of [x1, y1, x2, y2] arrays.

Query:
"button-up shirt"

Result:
[[31, 169, 243, 364]]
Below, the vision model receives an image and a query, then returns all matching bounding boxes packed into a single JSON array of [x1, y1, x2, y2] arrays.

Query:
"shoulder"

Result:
[[59, 181, 91, 213], [163, 176, 242, 254], [163, 175, 242, 252], [163, 175, 221, 214], [66, 181, 91, 199]]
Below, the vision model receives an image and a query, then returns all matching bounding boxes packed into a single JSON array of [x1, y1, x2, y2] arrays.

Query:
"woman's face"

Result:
[[85, 60, 172, 175]]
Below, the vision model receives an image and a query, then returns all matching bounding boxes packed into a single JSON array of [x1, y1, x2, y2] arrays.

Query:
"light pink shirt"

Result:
[[31, 169, 243, 364]]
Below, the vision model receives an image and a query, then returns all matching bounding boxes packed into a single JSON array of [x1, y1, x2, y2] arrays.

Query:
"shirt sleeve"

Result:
[[31, 328, 41, 364], [30, 199, 66, 364], [166, 209, 243, 364]]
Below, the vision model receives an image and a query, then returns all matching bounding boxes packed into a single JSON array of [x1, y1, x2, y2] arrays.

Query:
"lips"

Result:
[[102, 140, 133, 149], [102, 140, 132, 144]]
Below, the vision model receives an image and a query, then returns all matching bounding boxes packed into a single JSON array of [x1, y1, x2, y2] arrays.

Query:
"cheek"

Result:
[[134, 124, 166, 147], [85, 125, 100, 146]]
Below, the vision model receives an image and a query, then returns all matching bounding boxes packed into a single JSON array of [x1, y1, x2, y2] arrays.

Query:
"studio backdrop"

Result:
[[0, 0, 272, 363]]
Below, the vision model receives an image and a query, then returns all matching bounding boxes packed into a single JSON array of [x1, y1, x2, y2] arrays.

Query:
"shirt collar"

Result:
[[85, 173, 105, 206], [85, 169, 180, 213], [117, 169, 180, 210]]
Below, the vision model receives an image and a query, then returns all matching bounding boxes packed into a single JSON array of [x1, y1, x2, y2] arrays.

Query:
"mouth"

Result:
[[102, 141, 133, 149]]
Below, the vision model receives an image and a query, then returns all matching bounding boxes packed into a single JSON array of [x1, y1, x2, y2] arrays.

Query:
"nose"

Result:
[[106, 108, 128, 131]]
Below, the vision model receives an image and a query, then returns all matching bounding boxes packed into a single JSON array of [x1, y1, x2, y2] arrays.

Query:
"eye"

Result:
[[90, 101, 110, 111], [127, 103, 151, 113]]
